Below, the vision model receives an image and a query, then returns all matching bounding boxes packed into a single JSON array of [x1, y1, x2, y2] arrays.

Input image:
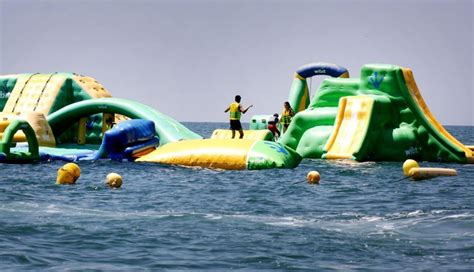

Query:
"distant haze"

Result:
[[0, 0, 472, 125]]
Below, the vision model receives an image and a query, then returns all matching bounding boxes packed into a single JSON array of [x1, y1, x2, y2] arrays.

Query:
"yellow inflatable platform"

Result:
[[210, 129, 274, 141], [137, 138, 301, 170]]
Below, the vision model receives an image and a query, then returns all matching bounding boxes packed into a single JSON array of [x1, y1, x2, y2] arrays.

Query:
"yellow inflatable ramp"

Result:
[[1, 73, 113, 120], [323, 96, 374, 159], [72, 75, 112, 99], [210, 129, 274, 141], [2, 74, 67, 116]]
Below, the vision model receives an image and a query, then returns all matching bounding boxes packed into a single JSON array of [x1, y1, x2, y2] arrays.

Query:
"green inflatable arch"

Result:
[[47, 98, 202, 145], [0, 120, 40, 162]]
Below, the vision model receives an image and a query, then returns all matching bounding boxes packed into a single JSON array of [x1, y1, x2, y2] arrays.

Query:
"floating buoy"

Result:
[[408, 167, 457, 180], [403, 159, 419, 176], [403, 159, 420, 176], [402, 159, 457, 180], [56, 163, 80, 185], [307, 170, 320, 184], [106, 173, 122, 188]]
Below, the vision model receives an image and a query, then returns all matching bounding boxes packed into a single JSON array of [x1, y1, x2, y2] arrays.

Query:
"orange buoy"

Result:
[[307, 171, 320, 184]]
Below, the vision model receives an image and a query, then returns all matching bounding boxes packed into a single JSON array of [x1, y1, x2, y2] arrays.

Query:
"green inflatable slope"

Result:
[[0, 75, 18, 111], [279, 64, 472, 163], [279, 77, 360, 158], [247, 141, 301, 170], [47, 98, 202, 145]]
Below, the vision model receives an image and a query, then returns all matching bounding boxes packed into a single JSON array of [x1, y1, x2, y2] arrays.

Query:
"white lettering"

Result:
[[314, 69, 326, 74]]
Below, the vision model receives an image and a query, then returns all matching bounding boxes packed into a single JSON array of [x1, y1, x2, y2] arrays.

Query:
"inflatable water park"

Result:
[[0, 63, 472, 170]]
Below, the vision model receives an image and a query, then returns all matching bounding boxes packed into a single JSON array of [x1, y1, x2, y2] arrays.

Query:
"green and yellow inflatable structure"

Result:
[[0, 73, 201, 163], [0, 72, 300, 169], [0, 63, 471, 169], [278, 63, 473, 164]]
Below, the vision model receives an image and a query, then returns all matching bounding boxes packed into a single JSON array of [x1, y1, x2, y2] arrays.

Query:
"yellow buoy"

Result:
[[56, 163, 81, 185], [408, 167, 457, 180], [307, 171, 320, 184], [403, 159, 419, 176], [106, 173, 122, 188]]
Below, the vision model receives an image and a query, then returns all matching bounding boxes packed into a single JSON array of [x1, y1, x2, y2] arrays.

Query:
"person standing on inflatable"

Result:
[[224, 95, 253, 139], [281, 101, 295, 133]]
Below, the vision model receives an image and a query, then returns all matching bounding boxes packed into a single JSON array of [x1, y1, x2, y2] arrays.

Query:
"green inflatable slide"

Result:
[[258, 63, 473, 163]]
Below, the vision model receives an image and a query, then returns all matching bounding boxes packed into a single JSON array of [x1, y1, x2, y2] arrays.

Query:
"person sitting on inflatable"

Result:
[[267, 113, 280, 140]]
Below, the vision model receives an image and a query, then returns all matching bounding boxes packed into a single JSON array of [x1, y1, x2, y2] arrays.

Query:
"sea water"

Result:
[[0, 124, 473, 270]]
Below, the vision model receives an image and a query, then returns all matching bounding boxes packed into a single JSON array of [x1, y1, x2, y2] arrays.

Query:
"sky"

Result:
[[0, 0, 473, 125]]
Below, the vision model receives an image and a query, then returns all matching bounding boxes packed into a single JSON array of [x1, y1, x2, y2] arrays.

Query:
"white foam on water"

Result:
[[0, 201, 40, 212], [204, 213, 223, 220], [228, 214, 315, 227], [407, 210, 424, 217], [0, 201, 197, 220], [439, 213, 473, 220], [45, 204, 61, 214], [431, 210, 447, 215], [361, 216, 383, 222]]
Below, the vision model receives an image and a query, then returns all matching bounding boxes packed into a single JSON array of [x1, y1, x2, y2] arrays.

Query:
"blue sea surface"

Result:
[[0, 123, 473, 270]]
